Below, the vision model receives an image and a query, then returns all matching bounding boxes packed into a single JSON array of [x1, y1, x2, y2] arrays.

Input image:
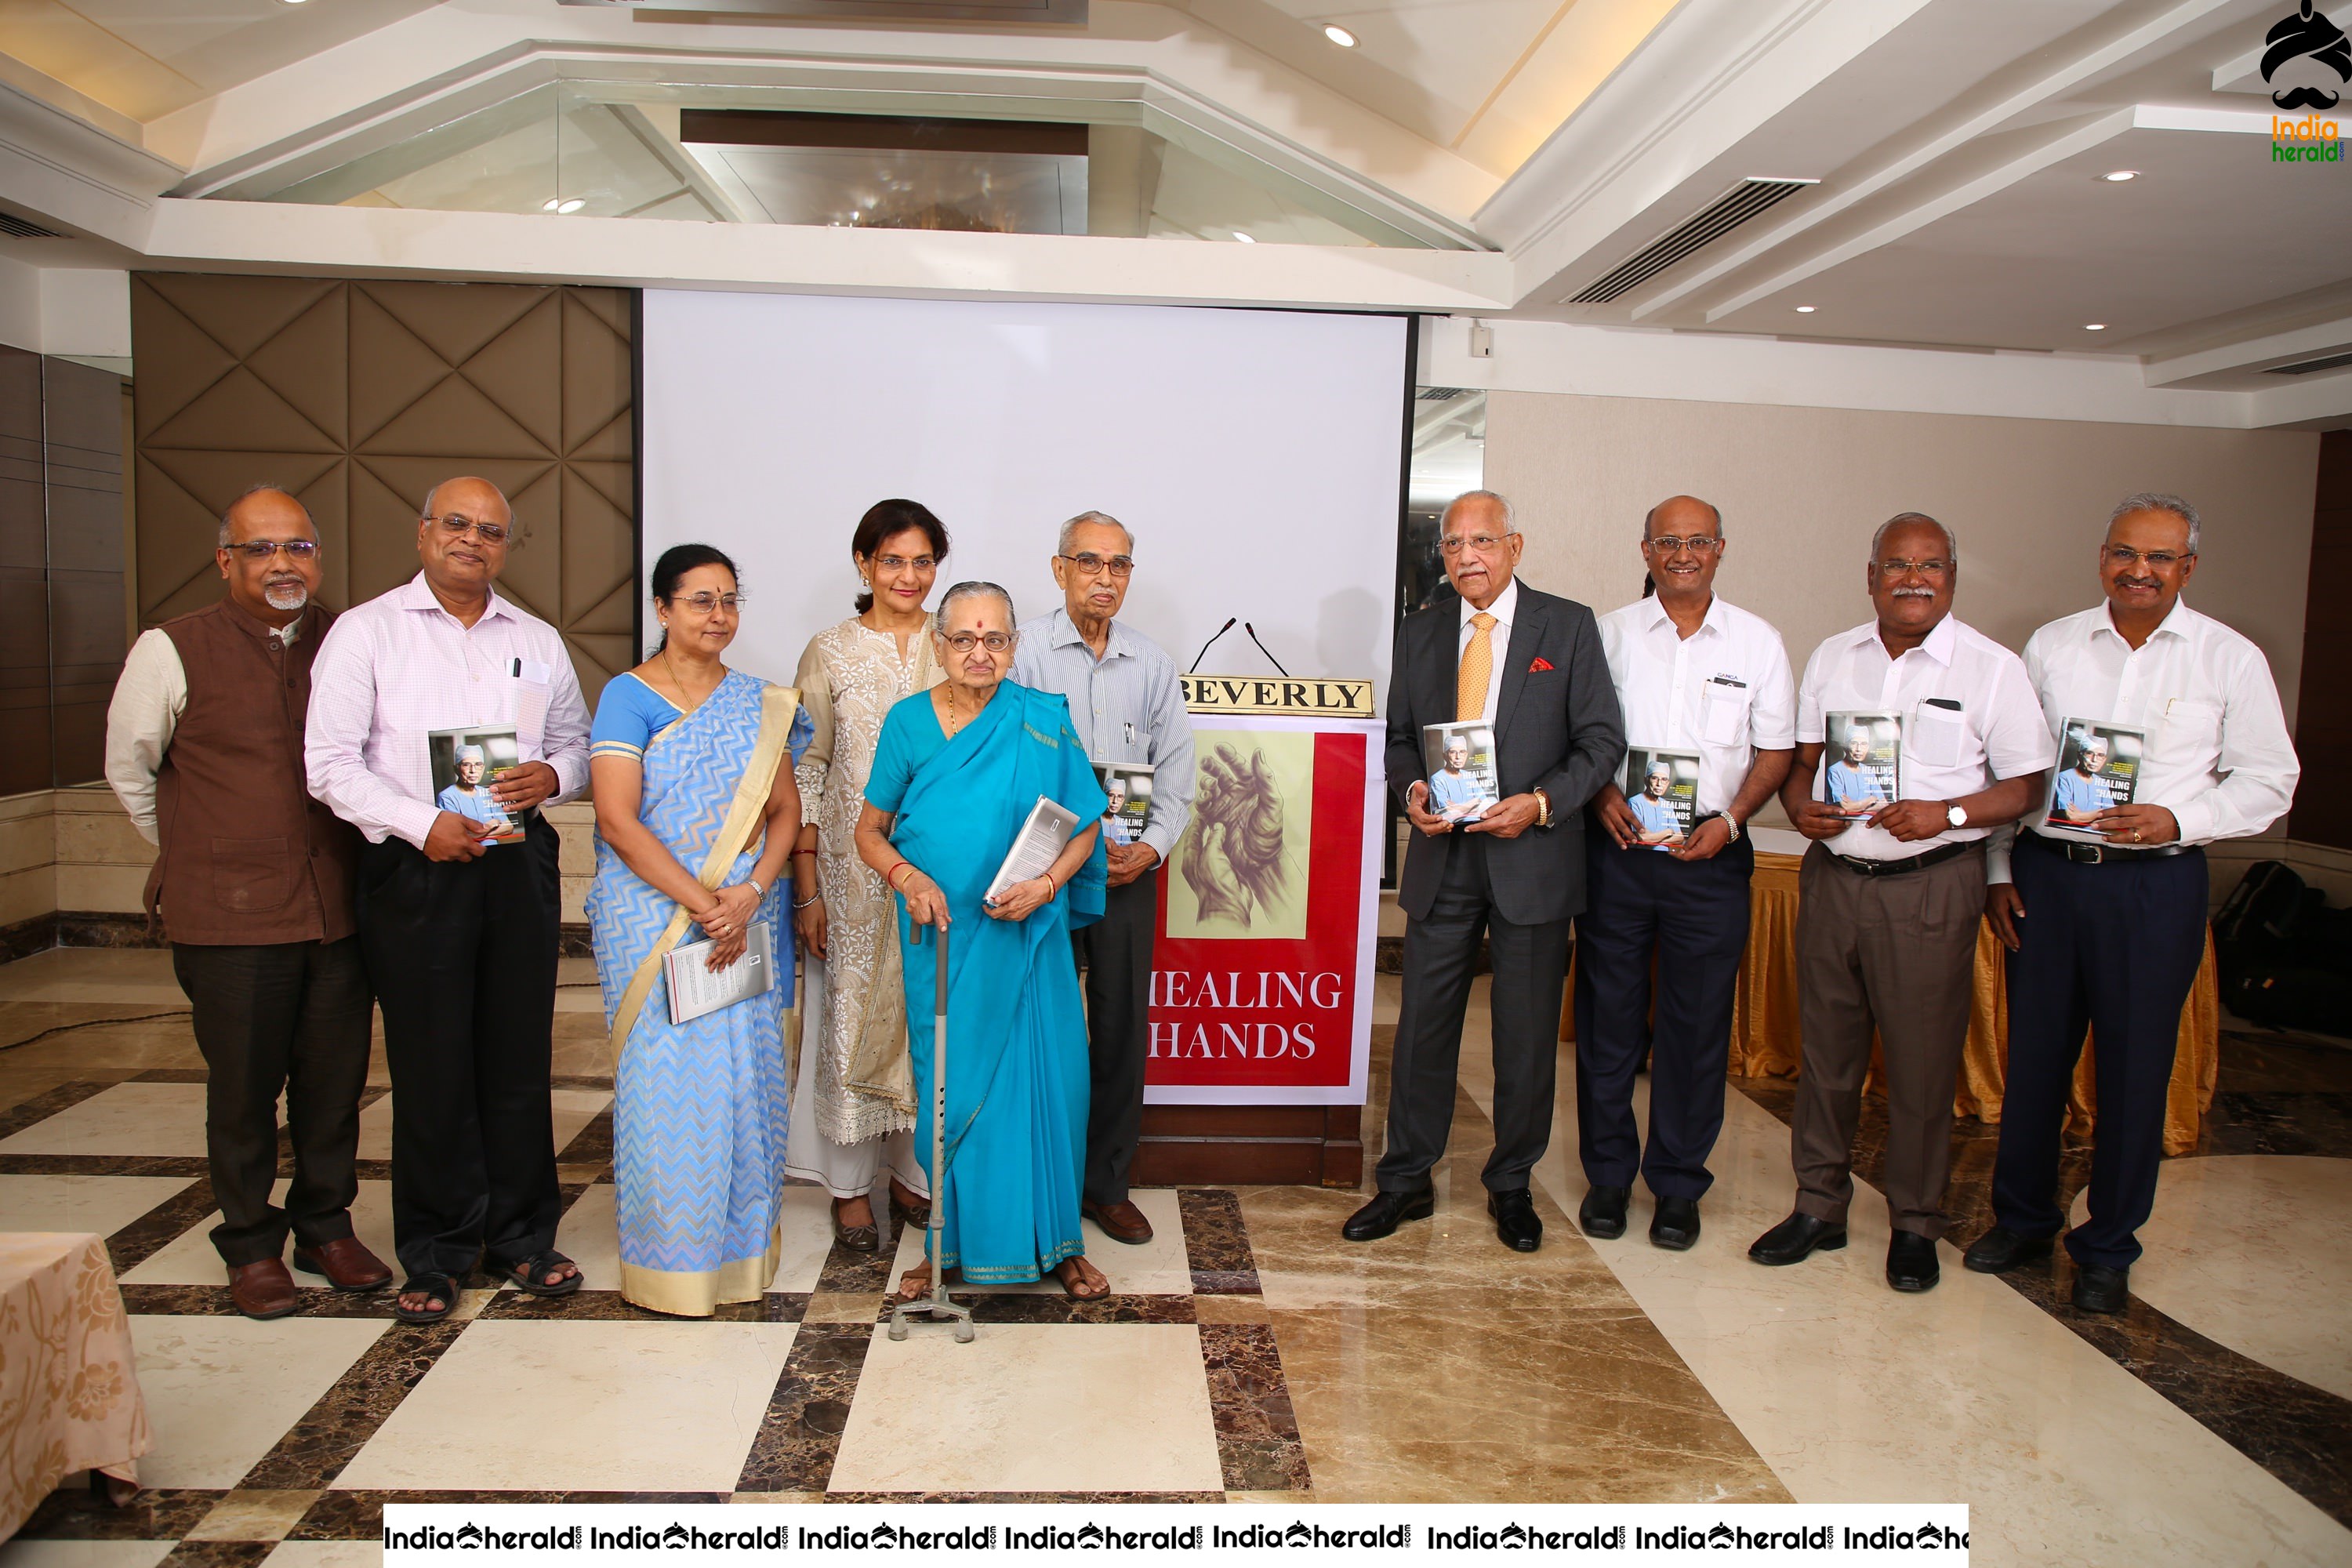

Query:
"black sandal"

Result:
[[496, 1250, 583, 1298], [394, 1272, 459, 1324]]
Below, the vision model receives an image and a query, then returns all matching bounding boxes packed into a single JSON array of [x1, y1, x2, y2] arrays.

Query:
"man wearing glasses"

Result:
[[1969, 495, 2297, 1313], [306, 477, 592, 1323], [1011, 510, 1194, 1245], [1755, 513, 2050, 1293], [1348, 488, 1623, 1253], [104, 485, 386, 1319], [1581, 497, 1794, 1251]]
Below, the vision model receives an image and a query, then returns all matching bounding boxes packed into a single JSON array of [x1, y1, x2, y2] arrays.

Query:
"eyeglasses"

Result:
[[941, 631, 1014, 653], [670, 592, 744, 614], [1438, 532, 1515, 556], [226, 539, 318, 561], [424, 513, 513, 545], [1643, 535, 1724, 556], [2104, 546, 2190, 571], [1058, 553, 1134, 579], [1874, 557, 1951, 578], [871, 555, 936, 573]]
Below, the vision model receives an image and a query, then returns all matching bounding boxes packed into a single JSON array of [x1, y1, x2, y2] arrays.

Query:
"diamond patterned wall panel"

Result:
[[130, 274, 636, 708]]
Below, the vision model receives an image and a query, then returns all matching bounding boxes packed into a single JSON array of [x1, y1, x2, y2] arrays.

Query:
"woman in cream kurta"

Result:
[[785, 504, 949, 1245]]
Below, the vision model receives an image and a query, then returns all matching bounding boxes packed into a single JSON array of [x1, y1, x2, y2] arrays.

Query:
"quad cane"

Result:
[[890, 919, 974, 1343]]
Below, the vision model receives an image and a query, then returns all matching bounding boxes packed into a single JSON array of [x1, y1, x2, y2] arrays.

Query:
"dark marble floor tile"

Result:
[[477, 1290, 807, 1323], [1178, 1189, 1261, 1295], [292, 1492, 724, 1539], [107, 1174, 218, 1273], [814, 1224, 906, 1298], [1, 1153, 209, 1178], [128, 1067, 210, 1084], [549, 1074, 616, 1091], [733, 1323, 871, 1492], [118, 1284, 399, 1319], [558, 1107, 613, 1166], [157, 1541, 274, 1568], [239, 1321, 467, 1490], [12, 1486, 223, 1540], [947, 1293, 1199, 1326], [2217, 1030, 2352, 1091], [1199, 1323, 1309, 1491], [2198, 1091, 2352, 1159], [0, 1079, 110, 1139]]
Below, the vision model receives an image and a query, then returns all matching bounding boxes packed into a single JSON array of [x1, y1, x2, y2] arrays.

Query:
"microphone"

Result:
[[1243, 622, 1291, 677], [1189, 617, 1237, 673]]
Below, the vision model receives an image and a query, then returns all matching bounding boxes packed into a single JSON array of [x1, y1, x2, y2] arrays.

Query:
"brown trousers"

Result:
[[1790, 840, 1984, 1239]]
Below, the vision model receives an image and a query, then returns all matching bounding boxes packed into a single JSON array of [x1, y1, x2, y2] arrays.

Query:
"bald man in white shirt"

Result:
[[1966, 493, 2299, 1315]]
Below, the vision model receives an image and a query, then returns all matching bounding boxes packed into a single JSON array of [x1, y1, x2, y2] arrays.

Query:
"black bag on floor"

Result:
[[2216, 861, 2352, 1035]]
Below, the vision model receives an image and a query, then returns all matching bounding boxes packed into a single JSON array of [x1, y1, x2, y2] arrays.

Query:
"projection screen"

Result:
[[637, 292, 1411, 695]]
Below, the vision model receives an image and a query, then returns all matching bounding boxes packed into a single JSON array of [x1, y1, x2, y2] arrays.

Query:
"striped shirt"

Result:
[[305, 572, 591, 848]]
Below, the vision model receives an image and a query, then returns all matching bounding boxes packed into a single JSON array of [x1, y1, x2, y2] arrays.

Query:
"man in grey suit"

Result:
[[1345, 490, 1624, 1251]]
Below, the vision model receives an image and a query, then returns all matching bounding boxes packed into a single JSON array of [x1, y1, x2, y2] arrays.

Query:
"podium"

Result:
[[1129, 675, 1384, 1188]]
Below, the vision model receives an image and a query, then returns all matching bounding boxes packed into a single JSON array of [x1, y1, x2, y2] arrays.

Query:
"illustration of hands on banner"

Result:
[[1175, 739, 1303, 936]]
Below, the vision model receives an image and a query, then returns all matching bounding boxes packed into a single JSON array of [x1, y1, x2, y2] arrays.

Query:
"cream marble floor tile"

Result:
[[335, 1319, 795, 1493], [884, 1188, 1191, 1295], [354, 1088, 610, 1161], [1508, 1073, 2352, 1566], [2071, 1154, 2352, 1401], [830, 1323, 1221, 1494], [0, 1173, 193, 1237], [553, 1181, 834, 1295], [123, 1179, 397, 1287], [0, 1543, 174, 1568], [261, 1542, 388, 1568], [129, 1315, 388, 1489], [0, 949, 187, 1006], [554, 956, 604, 1014], [0, 1083, 231, 1157]]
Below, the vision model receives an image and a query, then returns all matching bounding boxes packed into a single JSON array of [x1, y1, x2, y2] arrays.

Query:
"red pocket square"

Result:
[[1529, 656, 1555, 671]]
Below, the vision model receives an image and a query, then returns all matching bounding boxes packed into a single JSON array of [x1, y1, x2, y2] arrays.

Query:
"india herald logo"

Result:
[[2264, 1, 2352, 110]]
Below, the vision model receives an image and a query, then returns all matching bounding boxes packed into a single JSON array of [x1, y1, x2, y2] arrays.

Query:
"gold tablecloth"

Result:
[[1563, 849, 2220, 1156], [0, 1233, 149, 1540]]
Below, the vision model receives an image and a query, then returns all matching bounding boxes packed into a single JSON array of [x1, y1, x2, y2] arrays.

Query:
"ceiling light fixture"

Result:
[[2100, 169, 2138, 183], [1234, 232, 1257, 243], [2084, 322, 2107, 331], [541, 198, 562, 212], [1323, 24, 1358, 48], [1794, 304, 1816, 314], [557, 198, 585, 215]]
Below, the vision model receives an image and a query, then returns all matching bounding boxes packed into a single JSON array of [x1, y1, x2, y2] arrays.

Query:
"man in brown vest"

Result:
[[103, 485, 388, 1319]]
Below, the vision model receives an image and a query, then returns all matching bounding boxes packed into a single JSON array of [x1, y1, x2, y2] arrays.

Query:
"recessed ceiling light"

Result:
[[557, 198, 585, 215], [2084, 322, 2107, 331], [1323, 24, 1358, 48], [1234, 231, 1257, 243], [2100, 169, 2138, 183], [541, 198, 562, 212], [1794, 304, 1816, 314]]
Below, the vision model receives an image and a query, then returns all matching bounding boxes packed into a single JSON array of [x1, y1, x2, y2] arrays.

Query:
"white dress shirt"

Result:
[[1598, 593, 1795, 817], [1796, 615, 2054, 862], [305, 573, 591, 848], [104, 619, 306, 845], [1987, 598, 2299, 882], [1456, 578, 1518, 724]]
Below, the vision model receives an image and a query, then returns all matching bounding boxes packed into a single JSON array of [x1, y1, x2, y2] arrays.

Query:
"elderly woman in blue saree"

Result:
[[588, 545, 815, 1316], [855, 581, 1112, 1302]]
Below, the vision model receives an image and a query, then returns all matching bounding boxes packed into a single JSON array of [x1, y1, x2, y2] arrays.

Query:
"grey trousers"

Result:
[[1790, 841, 1984, 1239]]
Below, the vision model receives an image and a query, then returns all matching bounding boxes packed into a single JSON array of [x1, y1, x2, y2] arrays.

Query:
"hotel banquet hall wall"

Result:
[[127, 275, 637, 706]]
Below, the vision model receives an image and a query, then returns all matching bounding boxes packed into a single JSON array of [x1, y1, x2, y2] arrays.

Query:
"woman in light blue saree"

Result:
[[855, 581, 1111, 1301], [588, 545, 813, 1316]]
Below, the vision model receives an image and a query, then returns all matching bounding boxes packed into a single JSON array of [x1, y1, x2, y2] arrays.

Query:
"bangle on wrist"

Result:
[[887, 860, 913, 891], [792, 891, 820, 909]]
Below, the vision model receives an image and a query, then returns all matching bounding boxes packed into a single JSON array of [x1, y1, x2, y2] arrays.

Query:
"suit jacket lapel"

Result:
[[1495, 592, 1544, 735]]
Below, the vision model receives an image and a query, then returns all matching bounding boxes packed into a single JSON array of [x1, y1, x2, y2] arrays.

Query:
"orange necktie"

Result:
[[1457, 612, 1496, 720]]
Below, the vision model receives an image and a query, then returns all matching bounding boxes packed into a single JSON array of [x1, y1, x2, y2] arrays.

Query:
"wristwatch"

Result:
[[746, 877, 766, 899], [1533, 787, 1553, 829], [1944, 802, 1969, 829]]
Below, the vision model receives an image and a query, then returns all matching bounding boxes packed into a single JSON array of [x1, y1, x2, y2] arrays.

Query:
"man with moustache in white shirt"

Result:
[[1965, 494, 2298, 1314], [1751, 513, 2053, 1294], [1579, 497, 1794, 1250]]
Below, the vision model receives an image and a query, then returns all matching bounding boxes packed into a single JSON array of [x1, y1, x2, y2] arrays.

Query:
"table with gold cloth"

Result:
[[0, 1232, 150, 1541], [1563, 848, 2220, 1157]]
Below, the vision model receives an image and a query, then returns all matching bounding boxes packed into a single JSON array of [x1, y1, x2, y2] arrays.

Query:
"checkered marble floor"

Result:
[[1, 1073, 1309, 1551]]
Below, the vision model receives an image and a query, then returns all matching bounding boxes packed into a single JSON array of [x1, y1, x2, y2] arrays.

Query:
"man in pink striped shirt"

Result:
[[306, 476, 593, 1324]]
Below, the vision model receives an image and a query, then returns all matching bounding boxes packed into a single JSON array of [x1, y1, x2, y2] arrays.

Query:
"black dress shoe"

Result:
[[1488, 1187, 1541, 1252], [1962, 1226, 2054, 1275], [1341, 1186, 1434, 1242], [2072, 1262, 2130, 1315], [1748, 1211, 1846, 1265], [1886, 1230, 1940, 1293], [1650, 1196, 1700, 1250], [1577, 1185, 1630, 1240]]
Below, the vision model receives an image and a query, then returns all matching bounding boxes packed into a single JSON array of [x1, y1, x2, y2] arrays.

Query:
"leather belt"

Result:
[[1829, 840, 1976, 877], [2024, 829, 2196, 866]]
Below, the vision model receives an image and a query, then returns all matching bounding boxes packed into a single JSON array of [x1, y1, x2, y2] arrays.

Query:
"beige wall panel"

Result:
[[0, 863, 53, 927], [54, 861, 150, 913], [1485, 393, 2320, 728], [0, 813, 49, 877]]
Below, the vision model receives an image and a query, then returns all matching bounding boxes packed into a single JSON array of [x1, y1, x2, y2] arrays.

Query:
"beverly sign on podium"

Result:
[[1145, 675, 1383, 1108]]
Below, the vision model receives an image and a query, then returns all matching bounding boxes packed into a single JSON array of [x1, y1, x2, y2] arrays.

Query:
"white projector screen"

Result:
[[638, 292, 1410, 694]]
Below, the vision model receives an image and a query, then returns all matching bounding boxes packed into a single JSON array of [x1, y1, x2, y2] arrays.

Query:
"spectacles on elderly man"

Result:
[[1643, 535, 1724, 556], [2104, 545, 2190, 571], [1438, 532, 1514, 556], [942, 631, 1014, 653], [424, 513, 513, 545], [1058, 553, 1134, 579], [226, 539, 319, 561]]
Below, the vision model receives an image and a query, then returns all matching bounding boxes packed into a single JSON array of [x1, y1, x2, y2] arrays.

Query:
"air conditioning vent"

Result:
[[1417, 387, 1470, 401], [1568, 178, 1816, 305], [0, 212, 64, 239], [2264, 349, 2352, 376]]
